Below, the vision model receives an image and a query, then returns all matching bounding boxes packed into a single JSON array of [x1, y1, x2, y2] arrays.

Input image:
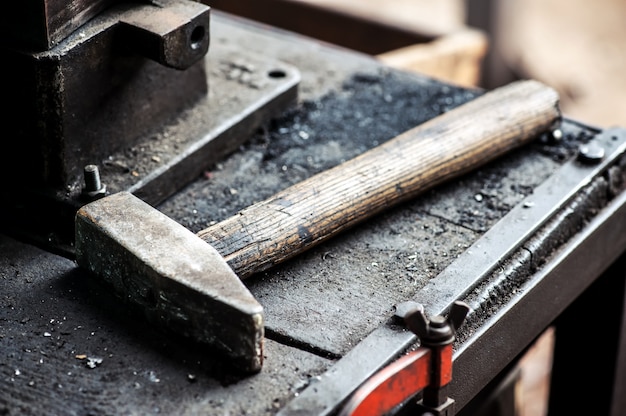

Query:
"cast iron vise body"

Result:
[[0, 1, 300, 255]]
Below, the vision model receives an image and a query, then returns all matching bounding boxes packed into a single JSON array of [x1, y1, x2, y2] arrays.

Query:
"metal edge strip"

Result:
[[278, 127, 626, 415], [451, 178, 626, 411]]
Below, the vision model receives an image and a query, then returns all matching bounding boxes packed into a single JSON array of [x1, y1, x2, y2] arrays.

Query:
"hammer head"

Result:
[[75, 191, 264, 373]]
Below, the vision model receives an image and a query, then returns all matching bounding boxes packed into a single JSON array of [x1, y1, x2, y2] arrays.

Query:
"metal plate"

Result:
[[104, 42, 301, 207], [280, 127, 626, 415]]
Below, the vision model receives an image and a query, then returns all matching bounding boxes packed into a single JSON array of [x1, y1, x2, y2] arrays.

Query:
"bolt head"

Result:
[[83, 184, 107, 200], [578, 142, 605, 164]]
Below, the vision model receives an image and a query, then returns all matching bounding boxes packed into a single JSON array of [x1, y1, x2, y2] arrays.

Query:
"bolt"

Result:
[[421, 316, 455, 347], [82, 165, 106, 199], [578, 142, 605, 164]]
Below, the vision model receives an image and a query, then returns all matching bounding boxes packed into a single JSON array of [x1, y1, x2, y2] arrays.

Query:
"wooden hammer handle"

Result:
[[197, 80, 561, 279]]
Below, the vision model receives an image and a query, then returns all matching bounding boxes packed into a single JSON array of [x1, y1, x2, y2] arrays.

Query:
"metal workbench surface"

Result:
[[2, 11, 626, 416]]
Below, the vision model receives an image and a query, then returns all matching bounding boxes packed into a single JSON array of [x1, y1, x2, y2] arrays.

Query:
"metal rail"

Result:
[[279, 127, 626, 415]]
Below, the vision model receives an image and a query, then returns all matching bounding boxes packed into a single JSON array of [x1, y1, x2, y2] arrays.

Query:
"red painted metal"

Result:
[[433, 344, 453, 387], [338, 348, 432, 416]]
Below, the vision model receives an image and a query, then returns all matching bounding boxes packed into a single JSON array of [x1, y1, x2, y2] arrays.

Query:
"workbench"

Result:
[[1, 11, 625, 416]]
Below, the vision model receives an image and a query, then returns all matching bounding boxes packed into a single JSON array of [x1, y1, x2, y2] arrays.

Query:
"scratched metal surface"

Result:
[[0, 12, 593, 416]]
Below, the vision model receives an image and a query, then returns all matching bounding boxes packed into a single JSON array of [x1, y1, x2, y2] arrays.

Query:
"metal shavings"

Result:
[[148, 371, 160, 383], [321, 252, 334, 260], [75, 354, 103, 369], [86, 357, 103, 369]]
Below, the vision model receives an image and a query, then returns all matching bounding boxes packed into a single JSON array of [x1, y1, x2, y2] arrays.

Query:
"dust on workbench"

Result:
[[158, 69, 471, 227], [159, 68, 589, 233]]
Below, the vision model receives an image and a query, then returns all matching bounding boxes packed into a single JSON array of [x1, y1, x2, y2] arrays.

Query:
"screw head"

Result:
[[578, 142, 605, 164], [84, 186, 107, 199]]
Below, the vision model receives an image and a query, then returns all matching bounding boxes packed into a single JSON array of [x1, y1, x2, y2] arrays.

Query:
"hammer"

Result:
[[75, 80, 560, 373]]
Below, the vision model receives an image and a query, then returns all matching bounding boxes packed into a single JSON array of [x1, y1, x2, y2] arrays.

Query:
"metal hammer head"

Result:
[[75, 191, 264, 373]]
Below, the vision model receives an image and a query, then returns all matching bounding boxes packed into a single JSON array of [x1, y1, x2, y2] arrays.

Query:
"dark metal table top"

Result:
[[2, 11, 626, 416]]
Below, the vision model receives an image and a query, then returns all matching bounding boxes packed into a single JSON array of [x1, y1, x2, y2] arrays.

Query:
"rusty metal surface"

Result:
[[1, 1, 212, 56], [121, 48, 300, 206], [0, 234, 331, 414], [115, 0, 211, 70]]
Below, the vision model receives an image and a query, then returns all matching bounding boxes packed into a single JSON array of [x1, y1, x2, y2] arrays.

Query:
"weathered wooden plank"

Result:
[[204, 0, 435, 55], [377, 28, 488, 87]]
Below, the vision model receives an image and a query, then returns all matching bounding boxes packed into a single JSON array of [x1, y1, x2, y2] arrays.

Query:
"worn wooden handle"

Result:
[[197, 80, 561, 278]]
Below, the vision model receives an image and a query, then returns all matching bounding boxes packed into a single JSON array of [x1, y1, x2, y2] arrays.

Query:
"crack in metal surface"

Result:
[[265, 327, 342, 360]]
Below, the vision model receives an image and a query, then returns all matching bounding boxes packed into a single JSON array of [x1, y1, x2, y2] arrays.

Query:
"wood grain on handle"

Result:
[[197, 80, 561, 279]]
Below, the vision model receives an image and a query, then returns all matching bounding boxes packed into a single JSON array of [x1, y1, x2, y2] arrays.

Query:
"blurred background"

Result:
[[311, 0, 626, 130], [209, 0, 626, 129]]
